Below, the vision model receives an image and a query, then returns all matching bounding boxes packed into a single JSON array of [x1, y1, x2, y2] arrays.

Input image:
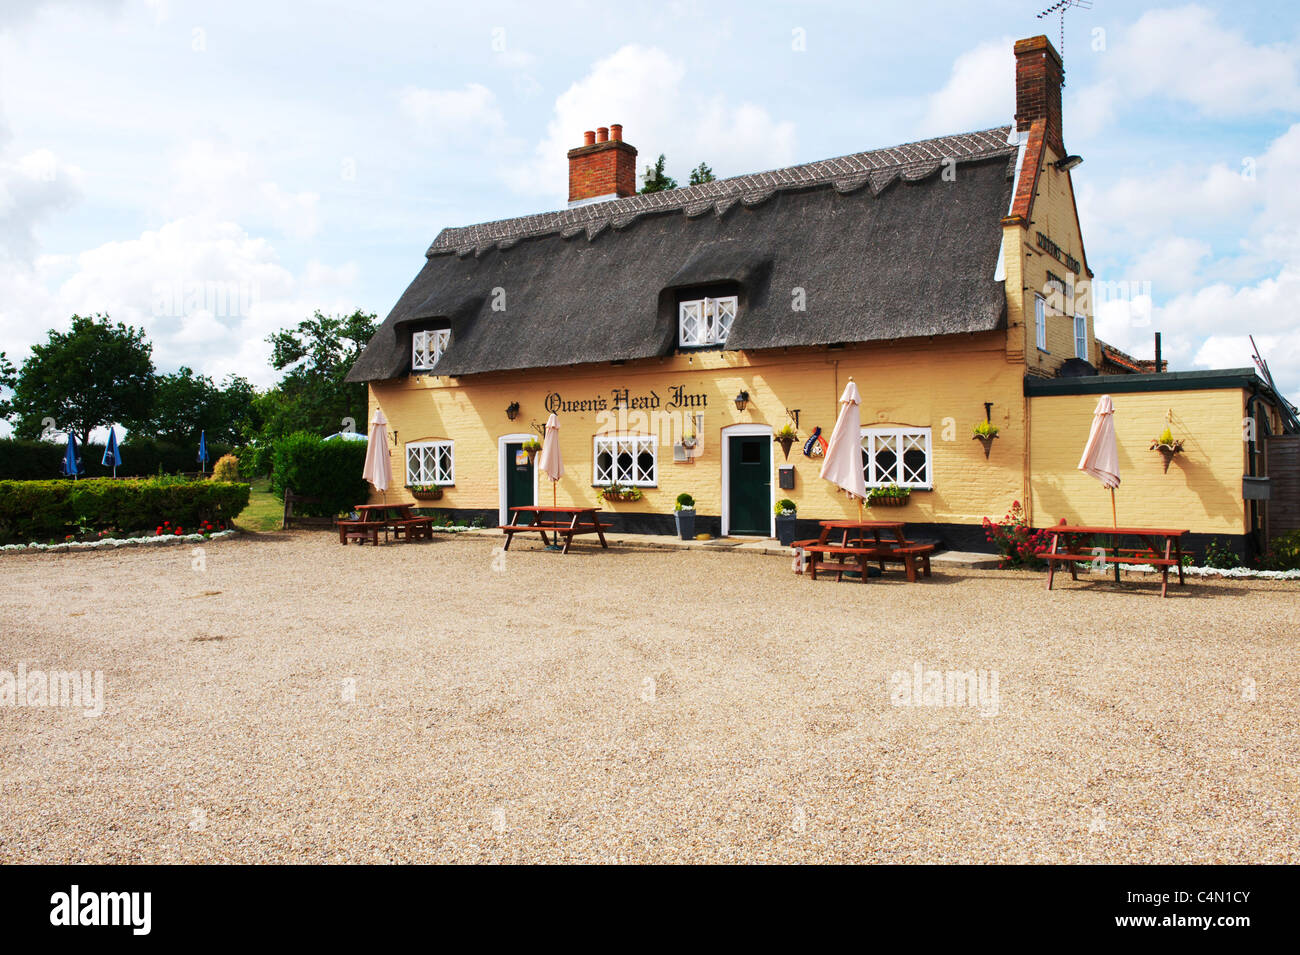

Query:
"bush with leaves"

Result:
[[0, 478, 248, 543], [1203, 537, 1242, 570], [211, 453, 241, 482], [270, 431, 369, 517]]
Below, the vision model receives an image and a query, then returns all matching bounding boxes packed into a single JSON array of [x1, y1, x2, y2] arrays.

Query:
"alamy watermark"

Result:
[[1, 663, 104, 717], [889, 662, 999, 717]]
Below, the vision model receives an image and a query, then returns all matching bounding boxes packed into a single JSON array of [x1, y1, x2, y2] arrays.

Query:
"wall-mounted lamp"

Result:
[[734, 389, 750, 412], [506, 402, 520, 421], [390, 428, 399, 447], [1054, 155, 1083, 172]]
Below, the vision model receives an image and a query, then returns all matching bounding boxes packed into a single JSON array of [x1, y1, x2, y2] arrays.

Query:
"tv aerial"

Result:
[[1036, 0, 1092, 74]]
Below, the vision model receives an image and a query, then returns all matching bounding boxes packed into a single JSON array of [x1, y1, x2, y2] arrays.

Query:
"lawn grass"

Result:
[[233, 478, 282, 533]]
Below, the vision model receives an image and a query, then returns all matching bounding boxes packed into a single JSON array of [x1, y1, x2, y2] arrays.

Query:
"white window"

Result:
[[678, 296, 737, 347], [1034, 294, 1047, 351], [412, 329, 450, 370], [593, 435, 657, 486], [861, 428, 932, 489], [406, 440, 454, 485], [1074, 314, 1088, 360]]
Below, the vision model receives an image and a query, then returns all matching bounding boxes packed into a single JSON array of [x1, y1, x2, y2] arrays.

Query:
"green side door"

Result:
[[505, 442, 534, 523], [728, 435, 771, 536]]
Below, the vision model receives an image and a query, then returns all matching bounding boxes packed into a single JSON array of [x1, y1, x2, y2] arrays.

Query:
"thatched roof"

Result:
[[347, 126, 1017, 382]]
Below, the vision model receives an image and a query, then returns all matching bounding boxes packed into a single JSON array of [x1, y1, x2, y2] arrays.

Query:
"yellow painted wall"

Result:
[[368, 332, 1031, 531], [1028, 388, 1247, 534], [1004, 144, 1096, 376]]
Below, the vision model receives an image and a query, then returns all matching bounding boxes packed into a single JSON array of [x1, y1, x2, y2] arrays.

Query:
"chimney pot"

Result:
[[596, 126, 609, 143], [583, 130, 596, 147], [610, 123, 623, 142]]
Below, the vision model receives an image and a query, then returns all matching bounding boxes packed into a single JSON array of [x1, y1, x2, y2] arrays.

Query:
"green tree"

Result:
[[688, 161, 715, 185], [11, 314, 156, 443], [261, 309, 377, 441], [0, 351, 16, 421], [640, 154, 678, 193], [129, 367, 257, 445]]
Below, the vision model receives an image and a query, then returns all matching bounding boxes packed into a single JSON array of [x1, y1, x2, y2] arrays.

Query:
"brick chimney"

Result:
[[567, 124, 637, 207], [1014, 35, 1065, 157]]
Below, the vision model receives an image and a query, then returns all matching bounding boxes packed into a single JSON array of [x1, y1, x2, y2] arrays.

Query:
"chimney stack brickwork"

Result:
[[568, 125, 638, 204], [1014, 35, 1065, 156]]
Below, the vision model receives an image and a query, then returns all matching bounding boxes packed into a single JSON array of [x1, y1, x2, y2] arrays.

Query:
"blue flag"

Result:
[[63, 432, 81, 477], [102, 427, 121, 469]]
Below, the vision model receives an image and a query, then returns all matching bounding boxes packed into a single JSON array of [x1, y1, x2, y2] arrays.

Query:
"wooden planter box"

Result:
[[868, 495, 909, 508], [408, 488, 443, 501]]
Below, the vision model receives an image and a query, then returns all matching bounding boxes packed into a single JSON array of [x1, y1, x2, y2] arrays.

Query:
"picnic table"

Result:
[[793, 520, 934, 583], [1044, 524, 1189, 597], [338, 503, 434, 545], [502, 505, 611, 554]]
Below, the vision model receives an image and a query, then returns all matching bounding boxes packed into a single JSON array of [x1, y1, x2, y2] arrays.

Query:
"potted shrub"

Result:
[[1149, 427, 1184, 473], [774, 498, 798, 545], [521, 437, 543, 460], [774, 423, 798, 460], [867, 484, 910, 507], [972, 420, 999, 458], [597, 483, 642, 503], [406, 484, 443, 501], [674, 492, 696, 540]]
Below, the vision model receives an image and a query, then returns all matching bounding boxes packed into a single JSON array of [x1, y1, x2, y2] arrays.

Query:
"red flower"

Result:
[[174, 528, 183, 536]]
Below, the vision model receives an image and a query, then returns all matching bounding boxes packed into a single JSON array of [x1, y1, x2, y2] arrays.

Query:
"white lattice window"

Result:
[[406, 440, 454, 485], [1034, 295, 1047, 351], [412, 329, 450, 370], [861, 428, 932, 489], [678, 296, 738, 347], [1074, 314, 1088, 360], [593, 435, 657, 486]]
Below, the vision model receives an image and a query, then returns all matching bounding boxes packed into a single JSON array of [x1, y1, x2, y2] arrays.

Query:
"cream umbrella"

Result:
[[537, 413, 564, 507], [1077, 394, 1121, 528], [362, 407, 392, 502], [820, 377, 868, 521]]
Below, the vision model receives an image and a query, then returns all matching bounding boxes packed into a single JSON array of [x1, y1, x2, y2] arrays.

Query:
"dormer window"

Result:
[[678, 295, 737, 348], [412, 328, 450, 371]]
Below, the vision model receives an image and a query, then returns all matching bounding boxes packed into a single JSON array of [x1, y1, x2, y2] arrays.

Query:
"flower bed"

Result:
[[1, 529, 239, 555]]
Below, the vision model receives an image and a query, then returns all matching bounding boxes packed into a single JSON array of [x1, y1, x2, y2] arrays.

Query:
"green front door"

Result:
[[505, 442, 534, 522], [728, 435, 770, 536]]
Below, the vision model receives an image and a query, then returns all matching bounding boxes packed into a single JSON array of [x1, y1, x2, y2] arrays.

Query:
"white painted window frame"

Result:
[[412, 328, 450, 371], [1074, 314, 1088, 360], [860, 427, 932, 489], [678, 295, 738, 347], [593, 434, 657, 487], [405, 439, 454, 485], [1034, 294, 1047, 352]]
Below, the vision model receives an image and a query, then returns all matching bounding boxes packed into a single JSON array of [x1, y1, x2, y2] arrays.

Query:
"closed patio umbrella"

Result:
[[197, 430, 209, 474], [1078, 394, 1121, 528], [362, 408, 392, 500], [820, 377, 868, 521], [537, 413, 564, 507], [102, 426, 121, 478], [63, 432, 81, 480]]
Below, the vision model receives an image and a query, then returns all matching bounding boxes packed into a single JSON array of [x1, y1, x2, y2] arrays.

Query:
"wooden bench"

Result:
[[283, 488, 336, 530], [391, 517, 434, 542], [1044, 551, 1181, 597], [337, 520, 386, 545], [501, 518, 613, 553], [803, 542, 935, 583]]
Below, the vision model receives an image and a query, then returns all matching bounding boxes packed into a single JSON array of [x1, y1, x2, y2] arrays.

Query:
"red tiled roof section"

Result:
[[1006, 118, 1045, 224]]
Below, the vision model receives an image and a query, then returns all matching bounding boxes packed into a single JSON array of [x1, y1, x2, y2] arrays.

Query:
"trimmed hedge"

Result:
[[270, 432, 369, 517], [0, 437, 234, 480], [0, 478, 250, 543]]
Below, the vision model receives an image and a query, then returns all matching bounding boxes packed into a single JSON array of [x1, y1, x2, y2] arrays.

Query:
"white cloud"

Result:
[[1074, 5, 1300, 132], [399, 83, 506, 138], [165, 141, 320, 239], [505, 44, 796, 200], [0, 147, 82, 263], [917, 36, 1015, 138]]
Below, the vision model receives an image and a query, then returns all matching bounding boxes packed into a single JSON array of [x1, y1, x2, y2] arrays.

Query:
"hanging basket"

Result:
[[407, 486, 443, 501], [868, 493, 909, 508], [974, 434, 997, 459], [776, 435, 795, 459]]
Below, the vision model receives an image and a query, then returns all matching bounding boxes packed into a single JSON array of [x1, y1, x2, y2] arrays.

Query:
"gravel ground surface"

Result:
[[2, 531, 1297, 864]]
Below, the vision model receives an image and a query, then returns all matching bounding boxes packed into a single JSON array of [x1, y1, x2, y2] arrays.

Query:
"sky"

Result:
[[2, 0, 1300, 409]]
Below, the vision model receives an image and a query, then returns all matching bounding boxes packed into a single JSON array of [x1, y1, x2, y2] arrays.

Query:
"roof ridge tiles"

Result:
[[425, 125, 1013, 256]]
